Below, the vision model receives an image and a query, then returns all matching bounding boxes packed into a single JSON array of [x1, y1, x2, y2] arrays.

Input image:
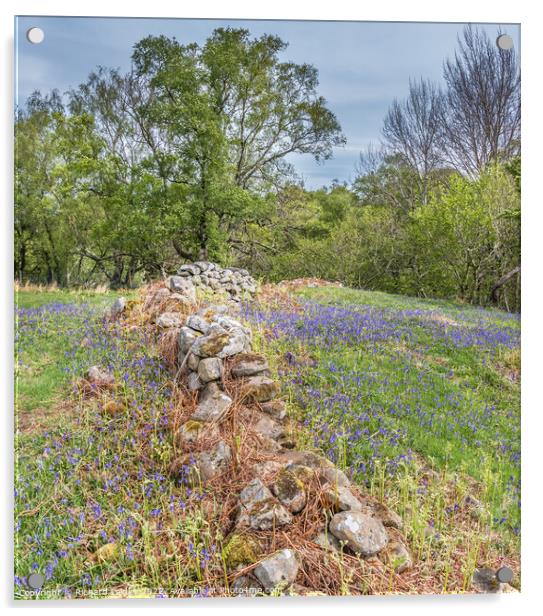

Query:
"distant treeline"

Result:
[[15, 26, 520, 311]]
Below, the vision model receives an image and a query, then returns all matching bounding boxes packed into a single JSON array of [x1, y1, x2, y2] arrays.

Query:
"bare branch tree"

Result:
[[382, 78, 444, 203], [441, 25, 520, 177]]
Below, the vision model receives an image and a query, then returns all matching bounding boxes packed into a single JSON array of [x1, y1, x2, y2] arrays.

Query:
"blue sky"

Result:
[[15, 17, 520, 188]]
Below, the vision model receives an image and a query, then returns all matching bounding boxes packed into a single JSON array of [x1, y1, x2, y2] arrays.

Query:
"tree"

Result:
[[441, 26, 520, 176], [382, 79, 444, 204]]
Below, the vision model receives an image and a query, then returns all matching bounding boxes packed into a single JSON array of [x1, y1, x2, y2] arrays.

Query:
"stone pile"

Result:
[[176, 262, 257, 302], [158, 293, 413, 594]]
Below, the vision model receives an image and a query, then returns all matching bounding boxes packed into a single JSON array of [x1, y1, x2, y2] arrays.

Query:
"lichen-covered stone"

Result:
[[197, 357, 223, 383], [175, 419, 219, 447], [237, 478, 292, 530], [329, 511, 388, 557], [240, 376, 280, 402], [231, 353, 269, 378], [168, 275, 196, 301], [253, 549, 300, 590], [223, 533, 262, 570], [313, 531, 342, 553], [197, 440, 231, 481], [178, 326, 201, 354], [156, 312, 183, 328], [191, 382, 232, 423], [187, 352, 200, 371], [217, 331, 250, 358], [191, 331, 231, 358], [318, 466, 351, 488], [187, 371, 202, 391], [186, 314, 210, 334], [271, 469, 306, 513]]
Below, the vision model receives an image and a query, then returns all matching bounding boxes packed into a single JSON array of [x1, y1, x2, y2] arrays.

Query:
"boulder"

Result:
[[217, 332, 251, 358], [168, 275, 196, 301], [329, 511, 388, 557], [240, 376, 280, 402], [237, 478, 292, 530], [191, 383, 232, 423], [191, 331, 231, 358], [197, 357, 223, 383], [231, 353, 270, 378], [253, 549, 300, 590]]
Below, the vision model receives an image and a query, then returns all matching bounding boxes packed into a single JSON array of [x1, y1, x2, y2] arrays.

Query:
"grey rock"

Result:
[[239, 375, 279, 402], [197, 440, 231, 481], [237, 478, 292, 530], [217, 331, 250, 358], [254, 413, 284, 440], [187, 371, 203, 391], [231, 575, 263, 596], [187, 352, 200, 371], [191, 331, 231, 358], [186, 314, 210, 334], [471, 568, 515, 593], [168, 276, 196, 301], [253, 549, 299, 590], [156, 312, 183, 328], [198, 357, 223, 383], [314, 531, 342, 553], [261, 400, 287, 420], [322, 485, 364, 512], [191, 382, 232, 423], [175, 420, 219, 447], [253, 460, 283, 480], [109, 296, 126, 317], [87, 365, 115, 385], [169, 293, 194, 307], [178, 264, 201, 276], [329, 511, 388, 557], [231, 353, 269, 378], [271, 469, 306, 513], [151, 288, 171, 303], [318, 466, 351, 488], [178, 326, 201, 353], [380, 541, 413, 574]]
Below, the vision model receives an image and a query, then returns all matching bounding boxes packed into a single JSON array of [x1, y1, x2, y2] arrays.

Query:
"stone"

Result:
[[254, 413, 284, 440], [237, 478, 292, 530], [187, 352, 200, 371], [191, 331, 231, 358], [362, 500, 403, 530], [380, 541, 413, 574], [240, 376, 280, 402], [253, 460, 283, 480], [186, 314, 210, 334], [197, 357, 223, 383], [217, 332, 250, 358], [472, 568, 511, 593], [109, 297, 126, 317], [318, 466, 351, 488], [322, 485, 364, 512], [261, 400, 287, 420], [178, 326, 201, 354], [271, 469, 306, 513], [329, 511, 388, 557], [197, 440, 231, 481], [223, 533, 262, 570], [168, 275, 196, 301], [151, 288, 171, 303], [194, 261, 211, 272], [187, 371, 202, 391], [231, 353, 270, 378], [169, 293, 193, 308], [87, 365, 115, 386], [175, 420, 219, 447], [156, 312, 183, 328], [231, 575, 263, 596], [314, 531, 342, 553], [177, 264, 201, 276], [253, 549, 300, 590], [191, 383, 232, 423]]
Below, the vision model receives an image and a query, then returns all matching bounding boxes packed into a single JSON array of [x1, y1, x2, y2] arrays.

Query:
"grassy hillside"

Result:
[[14, 284, 520, 597]]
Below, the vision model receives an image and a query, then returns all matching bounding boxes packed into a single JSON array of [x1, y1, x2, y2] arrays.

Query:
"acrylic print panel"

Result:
[[14, 15, 521, 600]]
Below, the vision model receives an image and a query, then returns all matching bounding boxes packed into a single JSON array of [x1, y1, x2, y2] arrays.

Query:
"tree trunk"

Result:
[[490, 266, 520, 304]]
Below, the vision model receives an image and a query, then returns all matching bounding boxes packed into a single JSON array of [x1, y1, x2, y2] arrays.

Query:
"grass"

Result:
[[14, 283, 521, 598]]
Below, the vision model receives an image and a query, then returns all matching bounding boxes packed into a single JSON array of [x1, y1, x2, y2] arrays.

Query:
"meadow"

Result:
[[14, 283, 520, 597]]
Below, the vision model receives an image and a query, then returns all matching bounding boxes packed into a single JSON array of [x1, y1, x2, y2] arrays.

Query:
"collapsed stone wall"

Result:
[[176, 262, 257, 303], [143, 275, 413, 594]]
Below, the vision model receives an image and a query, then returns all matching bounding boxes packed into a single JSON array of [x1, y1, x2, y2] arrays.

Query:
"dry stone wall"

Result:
[[175, 262, 257, 302]]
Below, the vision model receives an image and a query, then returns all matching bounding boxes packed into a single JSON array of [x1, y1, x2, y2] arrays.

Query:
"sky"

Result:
[[14, 16, 520, 189]]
